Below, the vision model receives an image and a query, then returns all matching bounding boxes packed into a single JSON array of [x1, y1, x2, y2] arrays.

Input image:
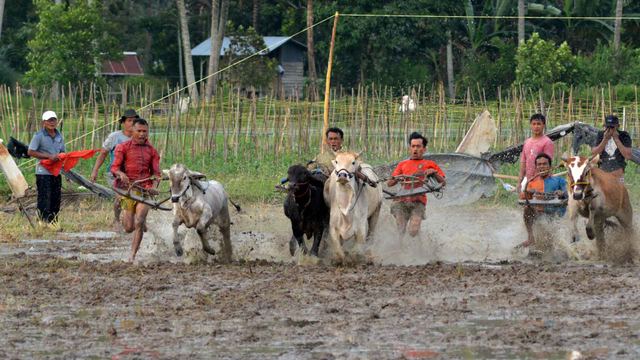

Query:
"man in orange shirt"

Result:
[[388, 132, 446, 237], [518, 153, 567, 248]]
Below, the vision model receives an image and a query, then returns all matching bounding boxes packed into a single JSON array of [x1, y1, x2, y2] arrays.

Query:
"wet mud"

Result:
[[2, 204, 640, 358]]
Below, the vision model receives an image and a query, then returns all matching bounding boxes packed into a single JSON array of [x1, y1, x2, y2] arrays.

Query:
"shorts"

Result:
[[390, 201, 426, 220], [120, 190, 147, 212]]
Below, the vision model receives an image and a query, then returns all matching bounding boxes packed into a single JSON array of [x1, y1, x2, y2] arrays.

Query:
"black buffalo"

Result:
[[283, 164, 329, 256]]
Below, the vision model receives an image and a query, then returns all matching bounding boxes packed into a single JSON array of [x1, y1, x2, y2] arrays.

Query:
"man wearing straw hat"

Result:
[[90, 109, 138, 230], [308, 127, 345, 176], [591, 114, 632, 185], [27, 111, 66, 223]]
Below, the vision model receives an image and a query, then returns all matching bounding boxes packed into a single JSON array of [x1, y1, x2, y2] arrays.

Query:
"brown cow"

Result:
[[562, 153, 633, 255]]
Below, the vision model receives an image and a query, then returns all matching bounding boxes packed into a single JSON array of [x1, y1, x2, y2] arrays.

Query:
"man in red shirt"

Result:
[[111, 119, 161, 262], [387, 132, 446, 237]]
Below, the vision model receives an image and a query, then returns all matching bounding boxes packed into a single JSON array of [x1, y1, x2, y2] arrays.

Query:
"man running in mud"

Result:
[[518, 153, 567, 248], [90, 109, 138, 231], [591, 114, 632, 185], [387, 132, 446, 237], [111, 119, 160, 262], [308, 127, 345, 177]]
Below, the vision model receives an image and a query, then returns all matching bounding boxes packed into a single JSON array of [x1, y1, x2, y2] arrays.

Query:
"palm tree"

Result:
[[614, 0, 623, 53], [177, 0, 198, 101], [307, 0, 318, 101], [0, 0, 5, 42], [253, 0, 259, 32], [205, 0, 229, 100], [518, 0, 525, 43]]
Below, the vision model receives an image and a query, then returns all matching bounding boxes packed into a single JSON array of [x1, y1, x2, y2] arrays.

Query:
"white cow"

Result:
[[324, 152, 383, 264], [164, 164, 239, 263], [399, 95, 417, 113]]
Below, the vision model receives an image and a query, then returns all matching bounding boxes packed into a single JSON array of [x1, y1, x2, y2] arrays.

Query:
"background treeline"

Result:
[[2, 0, 640, 100]]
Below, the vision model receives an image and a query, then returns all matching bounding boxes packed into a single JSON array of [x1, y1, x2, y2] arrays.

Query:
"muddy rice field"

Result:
[[2, 203, 640, 359]]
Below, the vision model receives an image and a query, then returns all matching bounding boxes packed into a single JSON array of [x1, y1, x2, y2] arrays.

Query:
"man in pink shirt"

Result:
[[516, 114, 554, 193]]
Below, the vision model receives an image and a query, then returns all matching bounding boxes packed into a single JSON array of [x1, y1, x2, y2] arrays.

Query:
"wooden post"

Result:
[[321, 12, 339, 154]]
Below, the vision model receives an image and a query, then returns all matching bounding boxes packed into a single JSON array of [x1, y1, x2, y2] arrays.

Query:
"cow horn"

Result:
[[355, 151, 363, 159], [561, 151, 569, 163]]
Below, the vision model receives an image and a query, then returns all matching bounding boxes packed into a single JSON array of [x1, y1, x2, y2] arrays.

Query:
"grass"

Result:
[[0, 197, 113, 243]]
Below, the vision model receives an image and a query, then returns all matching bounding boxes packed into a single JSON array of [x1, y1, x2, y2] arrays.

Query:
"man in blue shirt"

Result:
[[27, 111, 66, 223], [518, 153, 568, 248]]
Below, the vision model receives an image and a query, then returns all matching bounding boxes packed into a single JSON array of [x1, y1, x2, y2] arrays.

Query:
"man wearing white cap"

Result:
[[27, 111, 66, 222]]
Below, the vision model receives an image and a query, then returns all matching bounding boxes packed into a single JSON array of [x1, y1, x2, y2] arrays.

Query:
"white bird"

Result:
[[399, 95, 416, 113]]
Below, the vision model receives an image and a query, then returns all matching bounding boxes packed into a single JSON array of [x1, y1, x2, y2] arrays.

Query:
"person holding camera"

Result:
[[591, 115, 632, 184]]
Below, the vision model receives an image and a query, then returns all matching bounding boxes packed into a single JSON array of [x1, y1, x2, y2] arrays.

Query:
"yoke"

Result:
[[383, 174, 444, 200]]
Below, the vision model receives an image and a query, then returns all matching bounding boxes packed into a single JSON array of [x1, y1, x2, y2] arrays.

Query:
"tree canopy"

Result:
[[25, 0, 121, 87], [1, 0, 640, 98]]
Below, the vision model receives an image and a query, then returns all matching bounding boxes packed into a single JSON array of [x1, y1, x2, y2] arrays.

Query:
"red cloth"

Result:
[[110, 139, 160, 190], [391, 159, 445, 204], [40, 149, 101, 177]]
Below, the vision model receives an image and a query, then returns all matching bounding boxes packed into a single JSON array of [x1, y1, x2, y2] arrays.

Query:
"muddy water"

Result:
[[2, 204, 640, 358]]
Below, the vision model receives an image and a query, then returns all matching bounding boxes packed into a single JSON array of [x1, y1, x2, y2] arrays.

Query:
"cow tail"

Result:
[[229, 198, 241, 212]]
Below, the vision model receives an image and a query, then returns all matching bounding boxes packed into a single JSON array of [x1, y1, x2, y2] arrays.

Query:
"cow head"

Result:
[[163, 164, 205, 203], [562, 152, 599, 201], [332, 152, 362, 185], [286, 164, 325, 194]]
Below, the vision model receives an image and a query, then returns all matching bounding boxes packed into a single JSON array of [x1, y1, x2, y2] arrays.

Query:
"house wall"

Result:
[[278, 43, 305, 97]]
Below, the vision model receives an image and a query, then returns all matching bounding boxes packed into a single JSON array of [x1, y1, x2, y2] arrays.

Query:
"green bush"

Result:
[[516, 33, 583, 91], [582, 41, 640, 86]]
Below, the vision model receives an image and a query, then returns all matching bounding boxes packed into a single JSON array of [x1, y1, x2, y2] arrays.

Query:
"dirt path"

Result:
[[1, 204, 640, 358], [2, 255, 640, 359]]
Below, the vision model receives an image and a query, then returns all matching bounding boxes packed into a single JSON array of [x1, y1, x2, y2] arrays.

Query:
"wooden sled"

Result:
[[518, 193, 568, 207], [111, 186, 172, 211]]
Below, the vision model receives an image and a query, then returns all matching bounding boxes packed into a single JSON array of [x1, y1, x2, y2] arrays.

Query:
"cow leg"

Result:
[[172, 217, 185, 257], [367, 204, 382, 241], [593, 218, 606, 258], [310, 226, 323, 257], [569, 202, 582, 243], [329, 226, 345, 265], [197, 211, 216, 256], [585, 204, 598, 241], [218, 208, 233, 263], [289, 224, 306, 256]]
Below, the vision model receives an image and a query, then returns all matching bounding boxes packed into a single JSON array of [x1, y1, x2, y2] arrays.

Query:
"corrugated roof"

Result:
[[191, 36, 306, 57], [102, 53, 144, 76]]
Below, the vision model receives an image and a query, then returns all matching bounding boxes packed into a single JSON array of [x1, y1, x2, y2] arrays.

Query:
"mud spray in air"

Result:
[[139, 202, 640, 265]]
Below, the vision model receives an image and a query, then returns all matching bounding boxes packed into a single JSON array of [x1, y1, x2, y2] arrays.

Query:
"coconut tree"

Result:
[[0, 0, 6, 41], [177, 0, 198, 101], [307, 0, 318, 101], [205, 0, 229, 100], [614, 0, 623, 53]]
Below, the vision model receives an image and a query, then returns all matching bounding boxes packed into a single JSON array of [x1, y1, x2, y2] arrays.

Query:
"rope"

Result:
[[17, 13, 337, 169], [340, 14, 640, 20]]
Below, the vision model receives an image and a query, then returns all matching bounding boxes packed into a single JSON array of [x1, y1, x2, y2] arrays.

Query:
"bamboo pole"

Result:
[[321, 12, 339, 154]]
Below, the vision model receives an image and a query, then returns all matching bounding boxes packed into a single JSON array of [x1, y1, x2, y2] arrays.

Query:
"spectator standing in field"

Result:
[[516, 114, 554, 193], [590, 115, 632, 185], [27, 111, 66, 223]]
